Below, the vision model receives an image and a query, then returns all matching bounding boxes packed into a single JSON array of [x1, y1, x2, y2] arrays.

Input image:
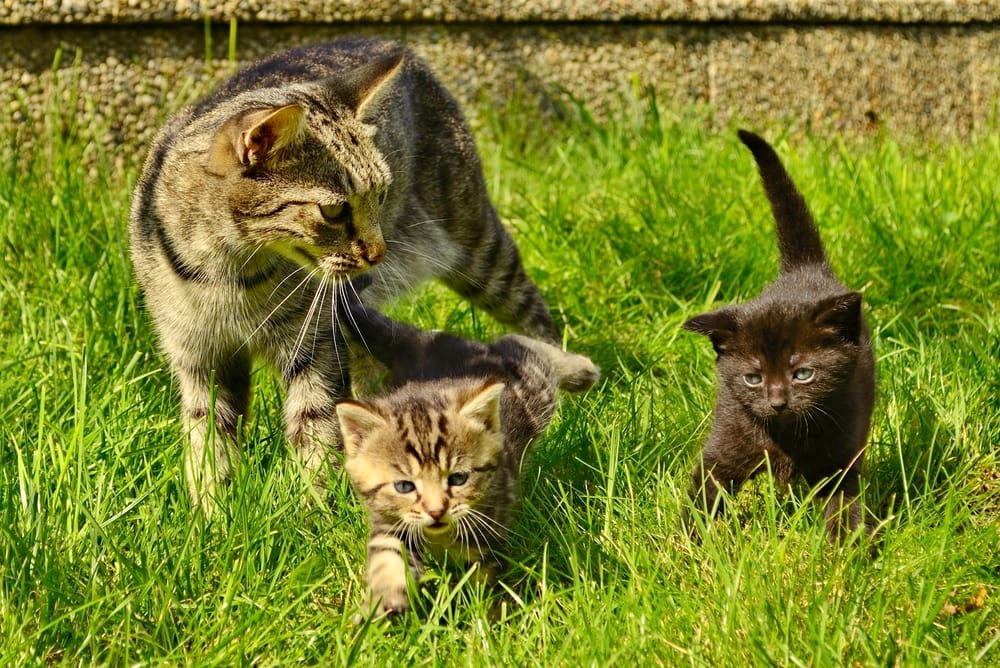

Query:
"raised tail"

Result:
[[738, 130, 828, 272]]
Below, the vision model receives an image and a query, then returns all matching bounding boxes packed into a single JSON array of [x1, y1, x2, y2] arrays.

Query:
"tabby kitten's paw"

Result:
[[353, 589, 409, 625]]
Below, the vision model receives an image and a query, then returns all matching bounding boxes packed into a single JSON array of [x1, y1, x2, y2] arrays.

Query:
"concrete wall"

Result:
[[2, 1, 998, 170]]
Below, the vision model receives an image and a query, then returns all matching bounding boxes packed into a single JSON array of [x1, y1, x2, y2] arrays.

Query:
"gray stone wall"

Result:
[[2, 1, 998, 171]]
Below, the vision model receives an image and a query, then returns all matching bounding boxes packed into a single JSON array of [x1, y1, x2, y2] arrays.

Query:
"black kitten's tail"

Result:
[[738, 129, 828, 272]]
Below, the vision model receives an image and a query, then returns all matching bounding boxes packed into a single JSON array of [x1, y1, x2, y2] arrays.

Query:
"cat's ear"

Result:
[[813, 292, 863, 343], [337, 49, 406, 122], [683, 308, 739, 355], [207, 104, 305, 175], [459, 381, 505, 434], [335, 400, 386, 456]]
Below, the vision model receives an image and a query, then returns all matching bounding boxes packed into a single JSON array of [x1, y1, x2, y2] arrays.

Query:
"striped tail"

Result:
[[738, 130, 829, 272]]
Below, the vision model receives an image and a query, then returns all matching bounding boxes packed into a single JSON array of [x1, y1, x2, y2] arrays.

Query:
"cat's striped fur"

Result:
[[129, 38, 557, 509], [336, 295, 598, 617]]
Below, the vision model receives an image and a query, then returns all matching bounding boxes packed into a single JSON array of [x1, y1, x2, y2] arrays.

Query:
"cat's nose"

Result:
[[767, 386, 788, 410], [426, 506, 447, 521]]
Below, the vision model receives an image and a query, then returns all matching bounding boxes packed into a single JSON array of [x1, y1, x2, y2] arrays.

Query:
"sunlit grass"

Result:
[[0, 73, 997, 665]]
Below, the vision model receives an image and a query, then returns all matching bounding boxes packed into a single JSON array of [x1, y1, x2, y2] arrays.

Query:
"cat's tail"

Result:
[[738, 130, 829, 272], [505, 335, 600, 393]]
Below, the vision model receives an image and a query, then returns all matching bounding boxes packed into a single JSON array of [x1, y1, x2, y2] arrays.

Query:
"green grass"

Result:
[[1, 76, 998, 666]]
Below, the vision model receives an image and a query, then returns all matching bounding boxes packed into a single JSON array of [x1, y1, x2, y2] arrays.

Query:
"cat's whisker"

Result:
[[267, 263, 310, 300], [386, 238, 483, 288], [402, 217, 448, 230], [285, 277, 326, 376], [337, 279, 375, 358], [238, 241, 266, 273], [239, 267, 319, 354]]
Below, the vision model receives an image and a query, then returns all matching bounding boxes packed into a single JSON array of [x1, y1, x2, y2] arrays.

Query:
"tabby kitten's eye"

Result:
[[793, 367, 815, 382], [743, 373, 764, 387], [319, 203, 348, 222], [447, 472, 469, 487], [394, 480, 415, 494]]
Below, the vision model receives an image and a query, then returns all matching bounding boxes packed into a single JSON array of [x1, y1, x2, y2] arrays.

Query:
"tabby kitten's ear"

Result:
[[813, 292, 864, 343], [207, 104, 305, 175], [683, 308, 740, 355], [458, 381, 505, 433], [336, 401, 387, 456]]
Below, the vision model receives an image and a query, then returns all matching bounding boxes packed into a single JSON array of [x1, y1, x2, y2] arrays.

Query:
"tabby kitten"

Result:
[[683, 130, 875, 540], [129, 38, 557, 509], [335, 293, 598, 617]]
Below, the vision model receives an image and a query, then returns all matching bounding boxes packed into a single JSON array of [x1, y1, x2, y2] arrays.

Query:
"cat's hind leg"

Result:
[[443, 208, 559, 342]]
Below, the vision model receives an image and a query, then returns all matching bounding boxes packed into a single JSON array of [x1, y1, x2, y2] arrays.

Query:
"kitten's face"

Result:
[[337, 382, 506, 545], [717, 334, 854, 421], [685, 294, 863, 422], [206, 102, 392, 279]]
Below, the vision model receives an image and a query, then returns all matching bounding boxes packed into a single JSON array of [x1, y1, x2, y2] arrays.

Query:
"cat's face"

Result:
[[204, 103, 391, 279], [337, 382, 506, 545], [200, 55, 405, 280], [685, 293, 863, 421]]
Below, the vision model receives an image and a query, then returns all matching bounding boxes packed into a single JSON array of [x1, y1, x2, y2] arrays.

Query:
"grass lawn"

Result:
[[1, 71, 998, 665]]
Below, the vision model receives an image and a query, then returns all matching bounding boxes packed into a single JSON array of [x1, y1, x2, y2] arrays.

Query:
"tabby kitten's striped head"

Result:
[[337, 381, 507, 546], [187, 50, 407, 278]]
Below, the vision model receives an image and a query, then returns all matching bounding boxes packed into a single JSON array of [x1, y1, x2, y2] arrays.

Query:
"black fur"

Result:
[[684, 130, 875, 541]]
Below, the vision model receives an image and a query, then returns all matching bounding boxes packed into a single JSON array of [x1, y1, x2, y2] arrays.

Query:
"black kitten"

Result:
[[683, 130, 875, 541]]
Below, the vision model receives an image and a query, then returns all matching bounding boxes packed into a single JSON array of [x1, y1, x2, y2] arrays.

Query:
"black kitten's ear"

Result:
[[813, 292, 863, 343], [683, 308, 739, 355]]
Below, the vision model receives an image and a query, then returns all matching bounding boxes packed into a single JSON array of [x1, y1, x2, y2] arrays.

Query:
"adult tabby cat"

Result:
[[335, 292, 598, 617], [129, 38, 558, 509], [683, 130, 875, 540]]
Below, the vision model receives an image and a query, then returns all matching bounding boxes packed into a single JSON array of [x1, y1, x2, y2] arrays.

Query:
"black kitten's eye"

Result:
[[319, 202, 350, 223], [394, 480, 415, 494], [793, 367, 815, 382], [447, 472, 469, 487], [743, 373, 764, 387]]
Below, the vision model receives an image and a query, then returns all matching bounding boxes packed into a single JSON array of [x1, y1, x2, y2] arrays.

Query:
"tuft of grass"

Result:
[[1, 69, 997, 665]]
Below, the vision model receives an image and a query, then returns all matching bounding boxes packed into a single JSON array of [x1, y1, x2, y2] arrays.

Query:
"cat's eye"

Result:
[[447, 472, 469, 487], [394, 480, 415, 494], [743, 373, 764, 387], [319, 202, 349, 222], [793, 367, 815, 382]]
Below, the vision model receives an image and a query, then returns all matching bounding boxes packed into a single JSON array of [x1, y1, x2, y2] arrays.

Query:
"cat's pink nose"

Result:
[[426, 506, 447, 521]]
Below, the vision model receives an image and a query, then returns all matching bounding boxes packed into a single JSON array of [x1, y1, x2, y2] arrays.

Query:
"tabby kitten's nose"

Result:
[[426, 506, 447, 521]]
